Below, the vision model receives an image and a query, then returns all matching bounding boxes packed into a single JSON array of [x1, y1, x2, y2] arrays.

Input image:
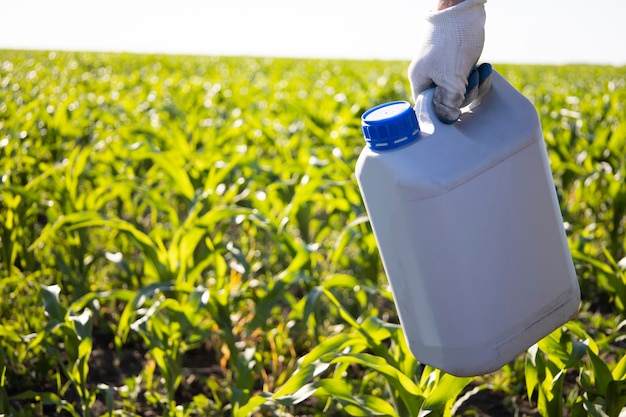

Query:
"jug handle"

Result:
[[415, 63, 493, 130]]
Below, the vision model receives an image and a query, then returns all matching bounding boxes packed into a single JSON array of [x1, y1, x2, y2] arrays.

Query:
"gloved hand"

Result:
[[408, 0, 491, 124]]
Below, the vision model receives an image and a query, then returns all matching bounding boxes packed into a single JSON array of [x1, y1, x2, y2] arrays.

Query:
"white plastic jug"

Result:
[[355, 70, 580, 377]]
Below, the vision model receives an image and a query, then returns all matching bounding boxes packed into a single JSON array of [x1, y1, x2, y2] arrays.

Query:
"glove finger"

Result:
[[408, 60, 437, 102], [461, 63, 493, 108], [462, 86, 479, 108], [475, 63, 493, 101], [461, 68, 480, 108], [477, 62, 492, 83], [433, 86, 463, 124]]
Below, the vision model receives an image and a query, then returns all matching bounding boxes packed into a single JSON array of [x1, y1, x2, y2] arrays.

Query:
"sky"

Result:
[[1, 0, 626, 66]]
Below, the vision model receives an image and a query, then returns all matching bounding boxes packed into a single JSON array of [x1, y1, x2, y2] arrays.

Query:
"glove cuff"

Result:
[[429, 0, 487, 18], [423, 0, 486, 94], [426, 0, 486, 47]]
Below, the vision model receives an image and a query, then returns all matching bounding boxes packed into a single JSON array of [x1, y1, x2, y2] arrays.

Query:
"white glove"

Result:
[[408, 0, 490, 124]]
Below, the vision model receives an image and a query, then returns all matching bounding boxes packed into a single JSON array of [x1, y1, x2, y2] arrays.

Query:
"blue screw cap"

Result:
[[361, 101, 420, 151]]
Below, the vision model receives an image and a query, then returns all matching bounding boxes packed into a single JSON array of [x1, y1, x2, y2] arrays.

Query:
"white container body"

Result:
[[355, 71, 580, 377]]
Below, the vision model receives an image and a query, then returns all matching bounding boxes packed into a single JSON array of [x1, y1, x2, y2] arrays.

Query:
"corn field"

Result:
[[0, 50, 625, 416]]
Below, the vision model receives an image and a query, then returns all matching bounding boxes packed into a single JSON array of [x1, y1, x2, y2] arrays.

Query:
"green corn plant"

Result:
[[572, 248, 626, 314], [113, 282, 212, 415], [524, 320, 626, 417], [30, 211, 174, 286], [578, 350, 626, 416], [0, 344, 9, 413], [33, 284, 96, 417], [525, 325, 588, 417], [570, 316, 626, 417], [240, 285, 471, 417], [0, 184, 44, 277]]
